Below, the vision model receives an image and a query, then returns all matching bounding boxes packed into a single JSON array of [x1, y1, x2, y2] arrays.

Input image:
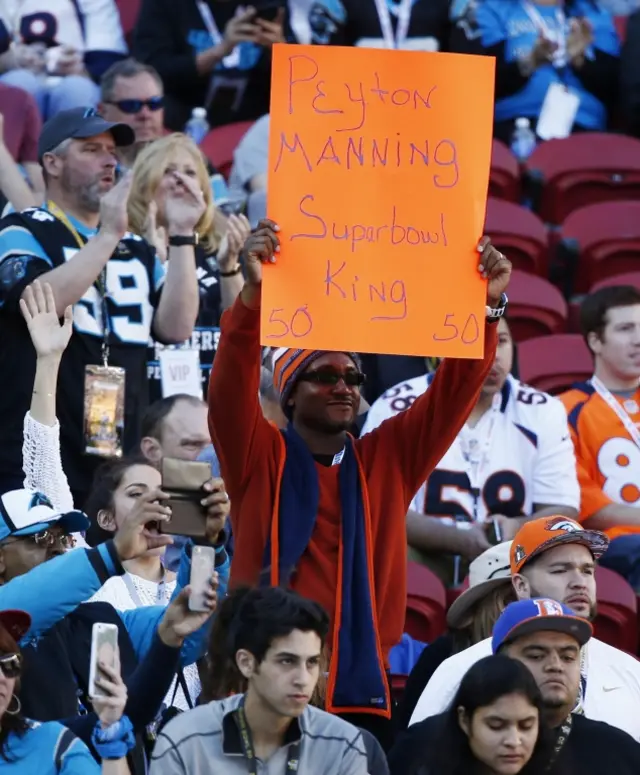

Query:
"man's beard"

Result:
[[62, 169, 103, 213]]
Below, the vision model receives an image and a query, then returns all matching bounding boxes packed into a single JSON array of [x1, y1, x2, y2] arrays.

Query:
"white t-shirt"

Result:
[[362, 373, 580, 521], [409, 635, 640, 741], [0, 0, 127, 54]]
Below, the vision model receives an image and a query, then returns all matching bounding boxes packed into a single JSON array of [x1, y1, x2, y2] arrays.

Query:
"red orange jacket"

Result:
[[209, 294, 497, 664]]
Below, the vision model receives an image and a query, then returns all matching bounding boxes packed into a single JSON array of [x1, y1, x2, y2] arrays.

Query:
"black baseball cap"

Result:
[[38, 106, 135, 161]]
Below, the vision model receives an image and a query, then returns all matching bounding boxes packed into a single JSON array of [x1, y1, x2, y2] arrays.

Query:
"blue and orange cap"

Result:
[[492, 598, 593, 653]]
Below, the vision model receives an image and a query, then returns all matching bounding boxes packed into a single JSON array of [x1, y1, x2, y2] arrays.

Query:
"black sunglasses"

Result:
[[298, 370, 366, 387], [105, 97, 164, 114], [0, 653, 22, 679]]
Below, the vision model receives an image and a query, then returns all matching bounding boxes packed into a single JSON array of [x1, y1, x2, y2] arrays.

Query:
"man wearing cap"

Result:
[[410, 515, 640, 739], [390, 599, 640, 775], [0, 106, 203, 507], [208, 218, 512, 746]]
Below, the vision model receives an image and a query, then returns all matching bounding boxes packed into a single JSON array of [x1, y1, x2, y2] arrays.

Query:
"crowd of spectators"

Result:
[[0, 0, 637, 773]]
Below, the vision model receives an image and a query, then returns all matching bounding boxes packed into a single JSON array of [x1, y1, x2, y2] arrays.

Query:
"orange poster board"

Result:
[[262, 44, 495, 358]]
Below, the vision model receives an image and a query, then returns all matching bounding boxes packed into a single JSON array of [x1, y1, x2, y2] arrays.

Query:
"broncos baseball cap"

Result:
[[510, 515, 609, 575], [0, 610, 31, 642], [492, 598, 593, 653], [0, 489, 89, 542], [38, 106, 135, 161]]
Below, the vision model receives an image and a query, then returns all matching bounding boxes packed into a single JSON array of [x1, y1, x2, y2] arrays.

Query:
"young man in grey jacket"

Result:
[[150, 586, 370, 775]]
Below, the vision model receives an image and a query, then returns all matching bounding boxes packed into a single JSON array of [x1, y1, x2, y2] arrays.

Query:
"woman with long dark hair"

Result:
[[389, 655, 552, 775]]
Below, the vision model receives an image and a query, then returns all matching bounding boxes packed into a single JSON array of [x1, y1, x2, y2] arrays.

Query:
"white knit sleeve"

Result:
[[22, 412, 75, 513]]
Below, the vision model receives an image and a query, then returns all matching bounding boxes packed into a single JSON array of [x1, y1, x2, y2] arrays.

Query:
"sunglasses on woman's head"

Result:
[[0, 654, 21, 679], [105, 97, 164, 114], [298, 370, 366, 387]]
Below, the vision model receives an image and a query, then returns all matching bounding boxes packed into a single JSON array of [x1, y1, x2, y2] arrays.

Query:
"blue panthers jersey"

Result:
[[0, 206, 163, 495]]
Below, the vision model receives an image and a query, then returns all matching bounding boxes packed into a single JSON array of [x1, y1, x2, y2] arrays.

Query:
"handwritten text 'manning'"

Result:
[[273, 132, 458, 186]]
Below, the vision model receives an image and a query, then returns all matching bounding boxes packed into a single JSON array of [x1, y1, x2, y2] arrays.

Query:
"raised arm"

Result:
[[358, 238, 511, 499], [208, 219, 281, 489], [20, 280, 75, 513], [25, 174, 132, 316], [151, 171, 204, 343]]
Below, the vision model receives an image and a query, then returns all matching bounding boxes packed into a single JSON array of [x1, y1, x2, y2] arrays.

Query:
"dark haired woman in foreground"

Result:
[[389, 655, 551, 775]]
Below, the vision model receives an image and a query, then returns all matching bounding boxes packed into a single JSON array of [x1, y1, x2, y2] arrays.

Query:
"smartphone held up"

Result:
[[189, 545, 216, 612], [88, 622, 119, 699]]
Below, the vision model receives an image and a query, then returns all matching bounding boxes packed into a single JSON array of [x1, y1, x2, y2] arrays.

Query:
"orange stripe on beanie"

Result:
[[271, 348, 361, 411]]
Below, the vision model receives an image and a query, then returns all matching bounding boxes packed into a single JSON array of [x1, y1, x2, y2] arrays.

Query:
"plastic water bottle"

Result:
[[510, 117, 537, 163], [184, 107, 210, 145]]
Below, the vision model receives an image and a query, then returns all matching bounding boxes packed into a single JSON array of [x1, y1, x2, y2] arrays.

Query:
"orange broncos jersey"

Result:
[[560, 381, 640, 540]]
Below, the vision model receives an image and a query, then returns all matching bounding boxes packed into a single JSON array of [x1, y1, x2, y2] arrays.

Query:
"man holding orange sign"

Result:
[[208, 217, 511, 747]]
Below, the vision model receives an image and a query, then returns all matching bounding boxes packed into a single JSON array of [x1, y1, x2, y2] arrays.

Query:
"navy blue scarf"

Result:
[[261, 425, 388, 715]]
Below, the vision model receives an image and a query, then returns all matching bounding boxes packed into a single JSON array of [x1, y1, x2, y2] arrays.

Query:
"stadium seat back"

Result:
[[489, 139, 520, 202], [558, 201, 640, 293], [405, 562, 447, 642], [518, 334, 592, 394], [484, 198, 549, 276], [526, 133, 640, 223], [200, 121, 255, 180], [507, 269, 568, 341]]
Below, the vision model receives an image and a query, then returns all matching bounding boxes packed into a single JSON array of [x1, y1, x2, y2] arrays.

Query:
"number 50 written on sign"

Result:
[[266, 306, 314, 339], [264, 307, 480, 346]]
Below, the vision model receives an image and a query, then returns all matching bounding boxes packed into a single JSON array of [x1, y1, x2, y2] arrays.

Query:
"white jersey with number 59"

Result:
[[361, 373, 580, 522]]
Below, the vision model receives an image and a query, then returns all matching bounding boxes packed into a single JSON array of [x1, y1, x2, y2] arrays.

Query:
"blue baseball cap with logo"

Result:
[[0, 489, 89, 542], [492, 598, 593, 653]]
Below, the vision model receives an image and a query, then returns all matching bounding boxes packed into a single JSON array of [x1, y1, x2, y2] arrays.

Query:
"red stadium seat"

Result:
[[507, 270, 568, 341], [614, 15, 628, 42], [405, 562, 447, 643], [390, 674, 408, 704], [518, 334, 592, 395], [591, 272, 640, 293], [593, 567, 638, 653], [525, 133, 640, 224], [484, 198, 549, 276], [200, 121, 255, 180], [556, 201, 640, 294], [115, 0, 141, 41], [489, 140, 520, 202]]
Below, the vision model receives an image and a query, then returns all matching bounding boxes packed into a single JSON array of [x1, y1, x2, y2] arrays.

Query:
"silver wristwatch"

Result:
[[485, 293, 508, 323]]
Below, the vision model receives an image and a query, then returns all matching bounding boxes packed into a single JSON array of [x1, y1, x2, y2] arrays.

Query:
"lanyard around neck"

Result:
[[458, 393, 502, 521], [47, 201, 86, 249], [591, 376, 640, 449], [121, 571, 167, 607], [373, 0, 414, 49], [235, 705, 300, 775]]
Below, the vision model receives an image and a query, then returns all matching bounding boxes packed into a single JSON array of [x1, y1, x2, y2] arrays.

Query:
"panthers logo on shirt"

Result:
[[362, 373, 580, 524]]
